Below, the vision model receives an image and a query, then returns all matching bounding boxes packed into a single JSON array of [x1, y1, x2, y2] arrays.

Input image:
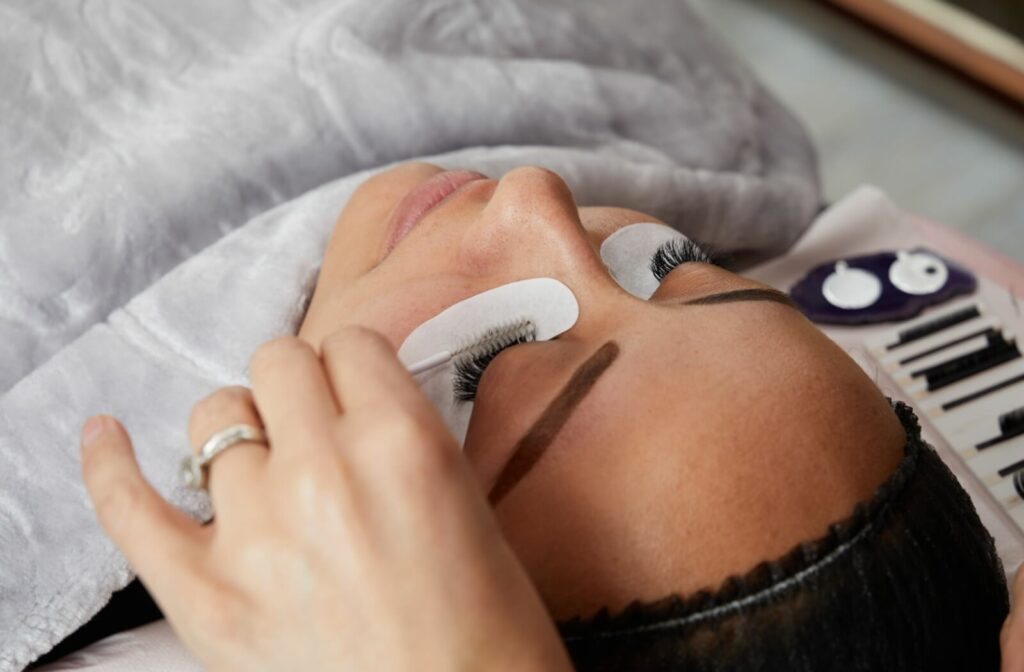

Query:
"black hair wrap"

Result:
[[557, 401, 1009, 671]]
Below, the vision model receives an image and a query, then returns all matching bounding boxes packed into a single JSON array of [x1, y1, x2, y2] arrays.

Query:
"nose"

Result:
[[460, 166, 605, 281]]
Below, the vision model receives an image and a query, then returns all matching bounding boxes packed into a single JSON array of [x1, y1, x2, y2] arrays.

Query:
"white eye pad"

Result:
[[599, 222, 689, 299], [397, 277, 579, 447]]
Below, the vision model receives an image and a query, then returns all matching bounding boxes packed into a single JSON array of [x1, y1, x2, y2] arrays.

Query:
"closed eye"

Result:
[[452, 334, 534, 402], [649, 238, 714, 282], [455, 238, 714, 402]]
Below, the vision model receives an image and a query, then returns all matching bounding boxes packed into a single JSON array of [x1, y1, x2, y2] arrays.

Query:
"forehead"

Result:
[[549, 299, 814, 449]]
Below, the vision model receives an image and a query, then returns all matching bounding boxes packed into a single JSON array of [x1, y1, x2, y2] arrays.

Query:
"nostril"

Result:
[[466, 164, 595, 269]]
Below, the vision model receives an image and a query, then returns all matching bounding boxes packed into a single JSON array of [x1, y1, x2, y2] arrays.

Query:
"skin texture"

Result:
[[79, 161, 1024, 668], [488, 340, 621, 506], [1003, 567, 1024, 672], [296, 161, 908, 620], [80, 332, 574, 671]]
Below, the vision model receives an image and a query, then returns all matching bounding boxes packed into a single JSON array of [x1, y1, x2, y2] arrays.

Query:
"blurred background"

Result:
[[691, 0, 1024, 263]]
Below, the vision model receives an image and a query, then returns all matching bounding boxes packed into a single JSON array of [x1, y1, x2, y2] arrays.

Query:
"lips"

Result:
[[380, 169, 489, 260]]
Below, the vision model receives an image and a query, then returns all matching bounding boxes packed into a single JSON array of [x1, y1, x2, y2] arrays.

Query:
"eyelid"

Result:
[[454, 338, 536, 402], [649, 238, 716, 284], [649, 259, 732, 303], [476, 334, 572, 402]]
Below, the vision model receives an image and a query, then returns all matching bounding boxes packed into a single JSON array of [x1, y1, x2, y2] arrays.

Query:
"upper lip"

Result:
[[380, 169, 489, 261]]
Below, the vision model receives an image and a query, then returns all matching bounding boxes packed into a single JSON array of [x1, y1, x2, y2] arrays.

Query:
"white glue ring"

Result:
[[888, 251, 948, 295]]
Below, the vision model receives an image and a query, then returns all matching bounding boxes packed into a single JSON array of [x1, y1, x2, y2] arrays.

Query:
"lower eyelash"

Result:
[[649, 237, 712, 281]]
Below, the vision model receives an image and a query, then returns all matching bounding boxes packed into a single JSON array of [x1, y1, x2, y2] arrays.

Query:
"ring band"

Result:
[[180, 424, 268, 491]]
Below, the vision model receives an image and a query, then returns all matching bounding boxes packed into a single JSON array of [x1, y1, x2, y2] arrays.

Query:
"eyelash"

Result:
[[649, 237, 713, 282], [452, 329, 534, 403], [451, 237, 713, 402]]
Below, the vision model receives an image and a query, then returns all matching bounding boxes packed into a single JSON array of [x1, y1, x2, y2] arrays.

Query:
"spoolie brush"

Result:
[[406, 319, 537, 376]]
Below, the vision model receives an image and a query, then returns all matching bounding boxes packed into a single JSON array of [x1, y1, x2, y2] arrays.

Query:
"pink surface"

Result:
[[909, 215, 1024, 294]]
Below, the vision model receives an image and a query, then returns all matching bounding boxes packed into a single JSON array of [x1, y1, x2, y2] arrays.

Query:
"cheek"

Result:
[[300, 275, 476, 353], [322, 164, 448, 276]]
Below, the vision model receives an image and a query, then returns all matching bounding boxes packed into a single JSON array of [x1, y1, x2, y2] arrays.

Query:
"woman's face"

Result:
[[298, 162, 905, 619]]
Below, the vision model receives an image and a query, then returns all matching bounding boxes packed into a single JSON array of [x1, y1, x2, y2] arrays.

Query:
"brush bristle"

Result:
[[451, 319, 537, 402], [453, 319, 537, 361]]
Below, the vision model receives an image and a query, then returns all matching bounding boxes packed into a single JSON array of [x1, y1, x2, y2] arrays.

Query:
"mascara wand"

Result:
[[406, 319, 536, 375]]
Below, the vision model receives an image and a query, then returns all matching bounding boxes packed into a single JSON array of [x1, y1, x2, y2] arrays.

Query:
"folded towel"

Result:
[[0, 1, 820, 669]]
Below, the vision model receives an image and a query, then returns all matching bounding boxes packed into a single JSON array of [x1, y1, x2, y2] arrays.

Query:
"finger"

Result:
[[189, 386, 269, 513], [249, 336, 340, 458], [321, 326, 442, 426], [81, 415, 207, 612]]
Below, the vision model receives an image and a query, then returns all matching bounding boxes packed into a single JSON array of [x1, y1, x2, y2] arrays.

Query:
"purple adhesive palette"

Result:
[[789, 248, 977, 325]]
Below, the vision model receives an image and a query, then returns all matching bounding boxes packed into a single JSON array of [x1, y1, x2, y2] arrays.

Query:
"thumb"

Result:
[[80, 415, 205, 603]]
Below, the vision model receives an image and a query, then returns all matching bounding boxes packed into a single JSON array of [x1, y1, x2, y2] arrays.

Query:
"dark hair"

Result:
[[557, 401, 1009, 671]]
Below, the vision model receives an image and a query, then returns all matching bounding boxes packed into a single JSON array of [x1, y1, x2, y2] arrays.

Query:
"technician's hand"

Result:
[[1002, 565, 1024, 672], [80, 327, 572, 672]]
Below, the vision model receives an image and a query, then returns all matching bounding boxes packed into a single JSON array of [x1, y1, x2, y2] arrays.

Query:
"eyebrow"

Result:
[[488, 341, 619, 506], [681, 287, 797, 309], [486, 287, 793, 505]]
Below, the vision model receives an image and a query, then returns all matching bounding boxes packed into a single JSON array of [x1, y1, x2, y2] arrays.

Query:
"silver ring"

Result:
[[180, 424, 267, 491]]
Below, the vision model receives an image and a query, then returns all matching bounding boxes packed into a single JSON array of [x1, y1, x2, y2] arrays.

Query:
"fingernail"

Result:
[[81, 416, 107, 447]]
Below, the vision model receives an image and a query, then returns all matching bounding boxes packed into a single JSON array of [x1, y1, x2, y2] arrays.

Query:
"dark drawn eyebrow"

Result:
[[488, 341, 619, 506], [487, 288, 792, 505], [681, 287, 797, 309]]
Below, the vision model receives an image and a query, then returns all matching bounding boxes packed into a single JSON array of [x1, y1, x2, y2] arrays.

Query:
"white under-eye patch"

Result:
[[599, 222, 689, 299], [397, 277, 579, 447]]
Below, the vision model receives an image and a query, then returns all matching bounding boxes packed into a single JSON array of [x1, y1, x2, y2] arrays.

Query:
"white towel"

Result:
[[0, 1, 820, 668]]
